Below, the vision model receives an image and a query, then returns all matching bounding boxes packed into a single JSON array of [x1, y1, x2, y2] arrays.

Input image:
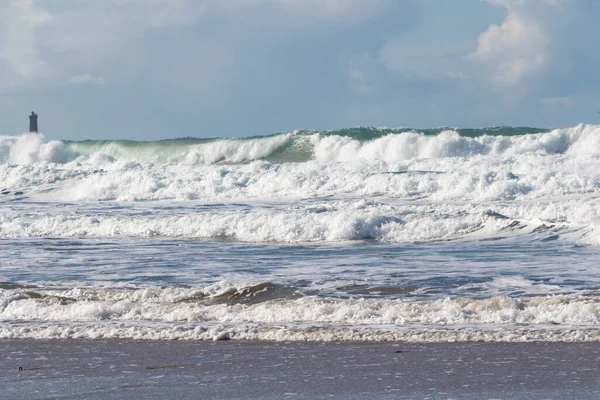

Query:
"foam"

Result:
[[2, 125, 600, 245], [0, 150, 594, 203], [1, 133, 294, 165], [0, 133, 68, 164], [2, 124, 600, 167], [2, 198, 591, 243], [2, 127, 600, 205], [2, 288, 600, 341], [1, 322, 598, 342], [3, 288, 600, 326], [311, 124, 600, 162], [5, 125, 600, 344]]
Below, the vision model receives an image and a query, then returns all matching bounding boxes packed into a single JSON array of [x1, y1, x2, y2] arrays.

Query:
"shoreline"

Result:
[[3, 339, 600, 399], [2, 323, 599, 342]]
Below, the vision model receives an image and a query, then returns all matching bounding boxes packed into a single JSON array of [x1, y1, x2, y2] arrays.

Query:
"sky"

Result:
[[1, 0, 599, 140]]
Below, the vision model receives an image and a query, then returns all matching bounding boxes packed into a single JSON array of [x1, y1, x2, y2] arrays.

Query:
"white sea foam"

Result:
[[0, 126, 600, 244], [311, 124, 598, 162], [1, 126, 599, 206], [0, 133, 68, 164], [1, 133, 294, 165], [3, 287, 599, 326], [3, 323, 597, 342], [1, 124, 599, 166], [2, 287, 600, 341], [1, 198, 593, 243], [0, 150, 595, 203]]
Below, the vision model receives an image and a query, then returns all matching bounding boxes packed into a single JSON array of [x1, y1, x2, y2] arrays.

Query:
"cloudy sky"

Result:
[[1, 0, 599, 140]]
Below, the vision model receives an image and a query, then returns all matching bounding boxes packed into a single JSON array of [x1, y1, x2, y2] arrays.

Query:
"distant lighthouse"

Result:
[[29, 111, 38, 133]]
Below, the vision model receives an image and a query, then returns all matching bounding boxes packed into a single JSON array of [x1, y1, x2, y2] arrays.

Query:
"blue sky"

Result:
[[1, 0, 599, 140]]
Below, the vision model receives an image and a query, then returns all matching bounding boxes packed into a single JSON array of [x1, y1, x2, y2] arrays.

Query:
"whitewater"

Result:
[[3, 124, 600, 342]]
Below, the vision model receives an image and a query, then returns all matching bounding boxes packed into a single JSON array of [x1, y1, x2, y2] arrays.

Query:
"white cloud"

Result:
[[468, 1, 549, 87], [69, 74, 105, 86], [0, 0, 53, 86], [468, 0, 600, 100], [1, 0, 394, 90]]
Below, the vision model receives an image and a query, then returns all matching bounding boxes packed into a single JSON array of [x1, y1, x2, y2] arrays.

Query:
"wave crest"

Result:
[[2, 124, 599, 166]]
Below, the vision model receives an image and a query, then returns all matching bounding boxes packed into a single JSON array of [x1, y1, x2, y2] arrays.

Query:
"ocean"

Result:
[[2, 124, 600, 342]]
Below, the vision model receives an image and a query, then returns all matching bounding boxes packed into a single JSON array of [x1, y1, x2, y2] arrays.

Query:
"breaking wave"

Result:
[[3, 285, 600, 341], [3, 125, 593, 166], [2, 124, 600, 245]]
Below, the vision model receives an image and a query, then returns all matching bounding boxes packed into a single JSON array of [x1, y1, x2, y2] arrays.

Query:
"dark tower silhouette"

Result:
[[29, 111, 38, 133]]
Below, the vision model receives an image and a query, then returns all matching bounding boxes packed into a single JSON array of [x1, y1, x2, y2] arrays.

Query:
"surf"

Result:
[[1, 124, 578, 166]]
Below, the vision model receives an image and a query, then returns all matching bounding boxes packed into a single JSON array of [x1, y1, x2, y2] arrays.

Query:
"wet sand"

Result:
[[2, 340, 600, 399]]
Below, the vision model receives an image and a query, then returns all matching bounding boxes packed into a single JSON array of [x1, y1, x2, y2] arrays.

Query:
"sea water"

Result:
[[2, 125, 600, 341]]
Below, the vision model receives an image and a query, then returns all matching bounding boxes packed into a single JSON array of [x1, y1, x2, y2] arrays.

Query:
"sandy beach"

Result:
[[2, 340, 600, 399]]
